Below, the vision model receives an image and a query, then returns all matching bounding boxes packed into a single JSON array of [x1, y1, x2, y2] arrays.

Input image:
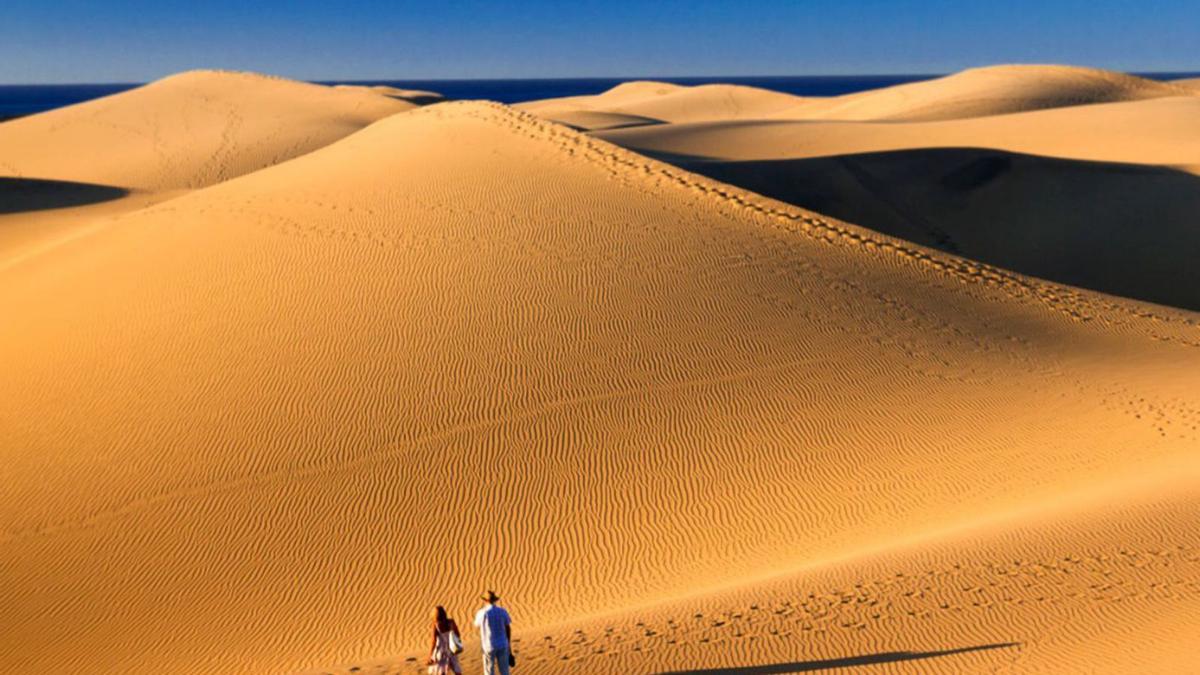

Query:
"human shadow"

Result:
[[646, 147, 1200, 311], [0, 177, 128, 215], [657, 641, 1019, 674]]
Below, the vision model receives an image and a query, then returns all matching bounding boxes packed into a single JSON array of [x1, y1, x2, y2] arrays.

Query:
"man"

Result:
[[474, 590, 512, 675]]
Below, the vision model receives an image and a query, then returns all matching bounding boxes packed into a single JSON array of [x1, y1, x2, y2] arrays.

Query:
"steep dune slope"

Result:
[[595, 96, 1200, 310], [678, 149, 1200, 310], [2, 101, 1198, 673]]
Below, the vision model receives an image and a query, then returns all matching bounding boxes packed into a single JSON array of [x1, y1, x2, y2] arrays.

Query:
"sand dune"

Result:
[[518, 80, 805, 124], [776, 64, 1191, 121], [0, 71, 427, 271], [585, 92, 1200, 310], [595, 95, 1200, 165], [609, 147, 1200, 310], [520, 65, 1195, 128], [1171, 77, 1200, 92], [3, 82, 1199, 674], [516, 80, 683, 116], [0, 70, 416, 192]]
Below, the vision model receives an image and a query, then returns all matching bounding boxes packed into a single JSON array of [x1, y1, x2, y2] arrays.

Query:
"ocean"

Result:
[[3, 73, 1199, 120]]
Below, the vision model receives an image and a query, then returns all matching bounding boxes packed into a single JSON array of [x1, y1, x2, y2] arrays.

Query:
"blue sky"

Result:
[[2, 0, 1198, 83]]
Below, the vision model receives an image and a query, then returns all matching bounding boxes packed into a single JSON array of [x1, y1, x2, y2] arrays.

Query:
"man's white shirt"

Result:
[[474, 604, 511, 651]]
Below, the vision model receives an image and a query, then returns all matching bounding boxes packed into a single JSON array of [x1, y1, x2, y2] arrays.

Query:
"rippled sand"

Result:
[[2, 68, 1198, 674]]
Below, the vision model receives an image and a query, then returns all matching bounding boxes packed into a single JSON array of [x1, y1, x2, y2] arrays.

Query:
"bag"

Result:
[[449, 631, 464, 655], [508, 651, 516, 667]]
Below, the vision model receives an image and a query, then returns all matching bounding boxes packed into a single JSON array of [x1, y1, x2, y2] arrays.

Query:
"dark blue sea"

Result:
[[3, 73, 1199, 119]]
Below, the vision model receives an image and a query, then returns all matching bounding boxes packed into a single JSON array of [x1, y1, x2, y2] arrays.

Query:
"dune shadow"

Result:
[[653, 147, 1200, 311], [559, 118, 665, 132], [0, 177, 129, 215], [657, 642, 1019, 674], [383, 92, 445, 106], [552, 112, 667, 132]]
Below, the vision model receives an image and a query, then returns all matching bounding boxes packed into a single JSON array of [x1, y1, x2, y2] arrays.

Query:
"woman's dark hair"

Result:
[[433, 605, 449, 631]]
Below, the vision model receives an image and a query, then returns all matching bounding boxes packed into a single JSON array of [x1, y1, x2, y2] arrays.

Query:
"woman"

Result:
[[427, 606, 463, 675]]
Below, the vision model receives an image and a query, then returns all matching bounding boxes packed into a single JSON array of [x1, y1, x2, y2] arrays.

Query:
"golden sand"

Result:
[[2, 68, 1198, 674]]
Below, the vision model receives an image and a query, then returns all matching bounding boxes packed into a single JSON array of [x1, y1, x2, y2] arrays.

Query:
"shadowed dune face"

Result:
[[587, 94, 1200, 311], [0, 177, 129, 214], [658, 148, 1200, 310]]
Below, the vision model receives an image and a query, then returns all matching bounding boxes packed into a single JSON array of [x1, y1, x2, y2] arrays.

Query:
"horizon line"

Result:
[[5, 68, 1200, 88]]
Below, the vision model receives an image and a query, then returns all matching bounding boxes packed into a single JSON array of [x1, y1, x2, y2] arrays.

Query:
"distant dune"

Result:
[[1170, 76, 1200, 92], [0, 70, 423, 271], [2, 70, 1199, 674], [520, 80, 803, 125], [777, 64, 1191, 121], [0, 70, 416, 191], [522, 65, 1192, 126]]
